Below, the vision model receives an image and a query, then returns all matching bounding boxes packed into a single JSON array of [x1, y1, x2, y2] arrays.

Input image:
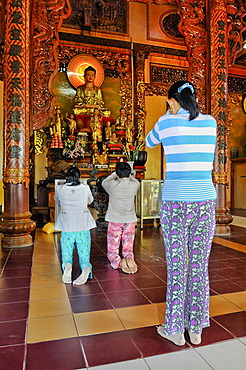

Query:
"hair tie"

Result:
[[177, 82, 194, 94]]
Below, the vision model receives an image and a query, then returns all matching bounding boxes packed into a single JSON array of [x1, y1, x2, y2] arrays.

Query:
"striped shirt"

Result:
[[145, 108, 217, 201]]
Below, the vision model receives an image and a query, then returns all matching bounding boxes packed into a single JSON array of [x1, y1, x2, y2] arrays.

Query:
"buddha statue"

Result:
[[115, 107, 127, 130], [73, 66, 110, 117]]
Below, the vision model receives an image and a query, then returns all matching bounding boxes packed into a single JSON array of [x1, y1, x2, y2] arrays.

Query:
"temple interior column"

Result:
[[0, 0, 36, 247], [210, 0, 233, 235]]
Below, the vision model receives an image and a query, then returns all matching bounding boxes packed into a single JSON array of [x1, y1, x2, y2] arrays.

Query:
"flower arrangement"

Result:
[[123, 141, 144, 161], [62, 138, 85, 159]]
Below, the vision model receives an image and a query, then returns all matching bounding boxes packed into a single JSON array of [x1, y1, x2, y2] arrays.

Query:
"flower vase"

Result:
[[127, 161, 134, 172]]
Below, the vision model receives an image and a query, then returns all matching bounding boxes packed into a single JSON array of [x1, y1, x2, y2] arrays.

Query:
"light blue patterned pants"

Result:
[[160, 200, 216, 335], [60, 230, 92, 278]]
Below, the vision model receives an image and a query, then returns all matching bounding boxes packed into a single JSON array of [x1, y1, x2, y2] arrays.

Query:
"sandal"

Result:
[[125, 257, 138, 274]]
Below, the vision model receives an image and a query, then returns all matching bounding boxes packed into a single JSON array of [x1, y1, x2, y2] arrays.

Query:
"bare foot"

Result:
[[125, 257, 138, 274], [119, 258, 131, 274], [73, 267, 91, 285]]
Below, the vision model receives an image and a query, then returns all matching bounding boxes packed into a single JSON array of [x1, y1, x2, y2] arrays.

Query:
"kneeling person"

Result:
[[102, 162, 139, 274]]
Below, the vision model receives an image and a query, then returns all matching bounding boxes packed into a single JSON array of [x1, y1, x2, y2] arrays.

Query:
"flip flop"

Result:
[[125, 257, 138, 274], [119, 258, 131, 274]]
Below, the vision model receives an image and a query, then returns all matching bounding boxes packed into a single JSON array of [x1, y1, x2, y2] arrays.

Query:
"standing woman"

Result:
[[55, 167, 96, 285], [145, 81, 217, 346]]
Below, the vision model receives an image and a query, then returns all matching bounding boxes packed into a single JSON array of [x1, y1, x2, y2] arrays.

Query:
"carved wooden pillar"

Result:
[[210, 0, 233, 235], [177, 0, 207, 112], [133, 49, 149, 148], [0, 0, 36, 247]]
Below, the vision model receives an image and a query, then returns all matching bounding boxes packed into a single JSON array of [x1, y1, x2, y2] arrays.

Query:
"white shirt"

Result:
[[55, 182, 96, 232]]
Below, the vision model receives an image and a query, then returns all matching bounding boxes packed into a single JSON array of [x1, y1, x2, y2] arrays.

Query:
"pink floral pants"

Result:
[[107, 222, 136, 269]]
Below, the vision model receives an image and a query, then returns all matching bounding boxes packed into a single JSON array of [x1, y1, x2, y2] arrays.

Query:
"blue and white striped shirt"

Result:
[[145, 108, 217, 201]]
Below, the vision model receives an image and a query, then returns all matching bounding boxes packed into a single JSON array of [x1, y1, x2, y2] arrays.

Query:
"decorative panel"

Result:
[[63, 0, 127, 34]]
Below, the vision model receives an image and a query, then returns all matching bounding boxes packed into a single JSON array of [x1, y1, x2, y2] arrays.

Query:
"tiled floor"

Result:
[[0, 224, 245, 370]]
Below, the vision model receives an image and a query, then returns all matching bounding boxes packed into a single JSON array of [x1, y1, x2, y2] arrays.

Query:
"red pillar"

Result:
[[0, 0, 36, 247], [210, 0, 233, 235]]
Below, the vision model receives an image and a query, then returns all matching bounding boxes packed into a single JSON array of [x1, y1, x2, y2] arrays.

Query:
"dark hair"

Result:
[[84, 66, 96, 75], [66, 166, 80, 186], [116, 162, 131, 178], [168, 80, 199, 120]]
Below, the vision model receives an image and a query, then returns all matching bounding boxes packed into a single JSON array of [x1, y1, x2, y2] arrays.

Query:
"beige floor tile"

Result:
[[221, 291, 246, 310], [30, 284, 67, 301], [31, 274, 62, 286], [210, 294, 243, 317], [29, 298, 71, 319], [32, 265, 62, 276], [27, 314, 77, 343], [33, 249, 57, 256], [33, 253, 59, 261], [32, 260, 61, 268], [74, 309, 125, 336], [115, 303, 166, 330]]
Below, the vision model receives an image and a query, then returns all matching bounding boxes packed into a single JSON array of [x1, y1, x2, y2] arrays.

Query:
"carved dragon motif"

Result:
[[31, 0, 72, 132], [175, 0, 207, 111]]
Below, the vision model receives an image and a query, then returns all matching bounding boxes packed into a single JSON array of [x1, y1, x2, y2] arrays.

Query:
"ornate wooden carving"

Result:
[[58, 45, 132, 113], [145, 83, 169, 97], [133, 41, 187, 58], [31, 0, 72, 132], [227, 1, 246, 66], [64, 0, 127, 34], [175, 0, 207, 112], [228, 76, 246, 93], [210, 0, 233, 234], [160, 12, 184, 40], [3, 0, 31, 186], [227, 93, 242, 134], [0, 0, 36, 247], [133, 50, 149, 148], [145, 67, 188, 97], [150, 66, 188, 84], [0, 0, 6, 81]]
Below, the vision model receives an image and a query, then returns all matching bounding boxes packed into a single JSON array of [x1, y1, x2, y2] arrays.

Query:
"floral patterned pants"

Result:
[[60, 230, 92, 278], [160, 200, 216, 335], [107, 222, 136, 269]]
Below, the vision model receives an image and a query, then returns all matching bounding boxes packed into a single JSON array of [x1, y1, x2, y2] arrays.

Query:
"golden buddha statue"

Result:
[[125, 114, 133, 144], [89, 108, 103, 144], [115, 107, 127, 130], [73, 66, 110, 117]]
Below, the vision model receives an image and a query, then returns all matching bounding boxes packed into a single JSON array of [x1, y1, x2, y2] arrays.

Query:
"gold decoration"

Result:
[[34, 129, 45, 155], [3, 168, 30, 188], [212, 171, 228, 185], [227, 93, 242, 135]]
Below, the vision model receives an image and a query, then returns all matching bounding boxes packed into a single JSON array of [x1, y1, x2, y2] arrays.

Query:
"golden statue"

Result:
[[65, 113, 77, 137], [125, 114, 133, 144], [115, 107, 127, 130], [104, 120, 112, 141], [73, 66, 110, 117], [89, 108, 103, 144], [49, 106, 63, 149]]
